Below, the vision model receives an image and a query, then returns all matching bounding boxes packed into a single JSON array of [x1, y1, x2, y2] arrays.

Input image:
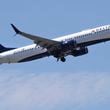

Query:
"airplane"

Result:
[[0, 24, 110, 64]]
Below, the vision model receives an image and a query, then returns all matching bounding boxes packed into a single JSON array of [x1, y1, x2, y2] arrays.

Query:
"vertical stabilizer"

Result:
[[0, 44, 15, 53]]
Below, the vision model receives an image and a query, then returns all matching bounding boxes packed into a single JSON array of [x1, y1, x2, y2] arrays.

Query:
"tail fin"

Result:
[[0, 44, 15, 53], [0, 44, 5, 49]]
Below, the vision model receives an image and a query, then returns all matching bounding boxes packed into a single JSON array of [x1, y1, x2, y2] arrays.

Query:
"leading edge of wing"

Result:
[[11, 24, 59, 48]]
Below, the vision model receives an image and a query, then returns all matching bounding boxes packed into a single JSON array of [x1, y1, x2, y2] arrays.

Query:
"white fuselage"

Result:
[[0, 44, 47, 63], [1, 25, 110, 64]]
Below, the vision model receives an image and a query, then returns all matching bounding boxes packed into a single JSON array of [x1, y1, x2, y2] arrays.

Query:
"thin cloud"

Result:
[[0, 71, 109, 110]]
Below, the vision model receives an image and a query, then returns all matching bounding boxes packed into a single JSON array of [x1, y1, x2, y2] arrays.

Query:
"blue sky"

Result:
[[0, 0, 110, 110]]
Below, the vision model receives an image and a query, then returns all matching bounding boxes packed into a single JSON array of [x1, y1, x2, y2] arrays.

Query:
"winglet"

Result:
[[11, 24, 21, 34]]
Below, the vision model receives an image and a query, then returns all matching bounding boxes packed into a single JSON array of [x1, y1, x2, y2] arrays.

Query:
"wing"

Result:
[[11, 24, 60, 49]]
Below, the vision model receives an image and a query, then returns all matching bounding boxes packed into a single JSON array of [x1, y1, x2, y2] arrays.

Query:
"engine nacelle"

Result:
[[72, 47, 88, 57]]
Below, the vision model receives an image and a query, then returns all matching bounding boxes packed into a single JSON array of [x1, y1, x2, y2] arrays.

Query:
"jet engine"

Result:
[[72, 47, 88, 57]]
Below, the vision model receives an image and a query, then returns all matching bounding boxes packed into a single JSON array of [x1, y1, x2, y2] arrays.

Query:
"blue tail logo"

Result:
[[0, 44, 15, 53]]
